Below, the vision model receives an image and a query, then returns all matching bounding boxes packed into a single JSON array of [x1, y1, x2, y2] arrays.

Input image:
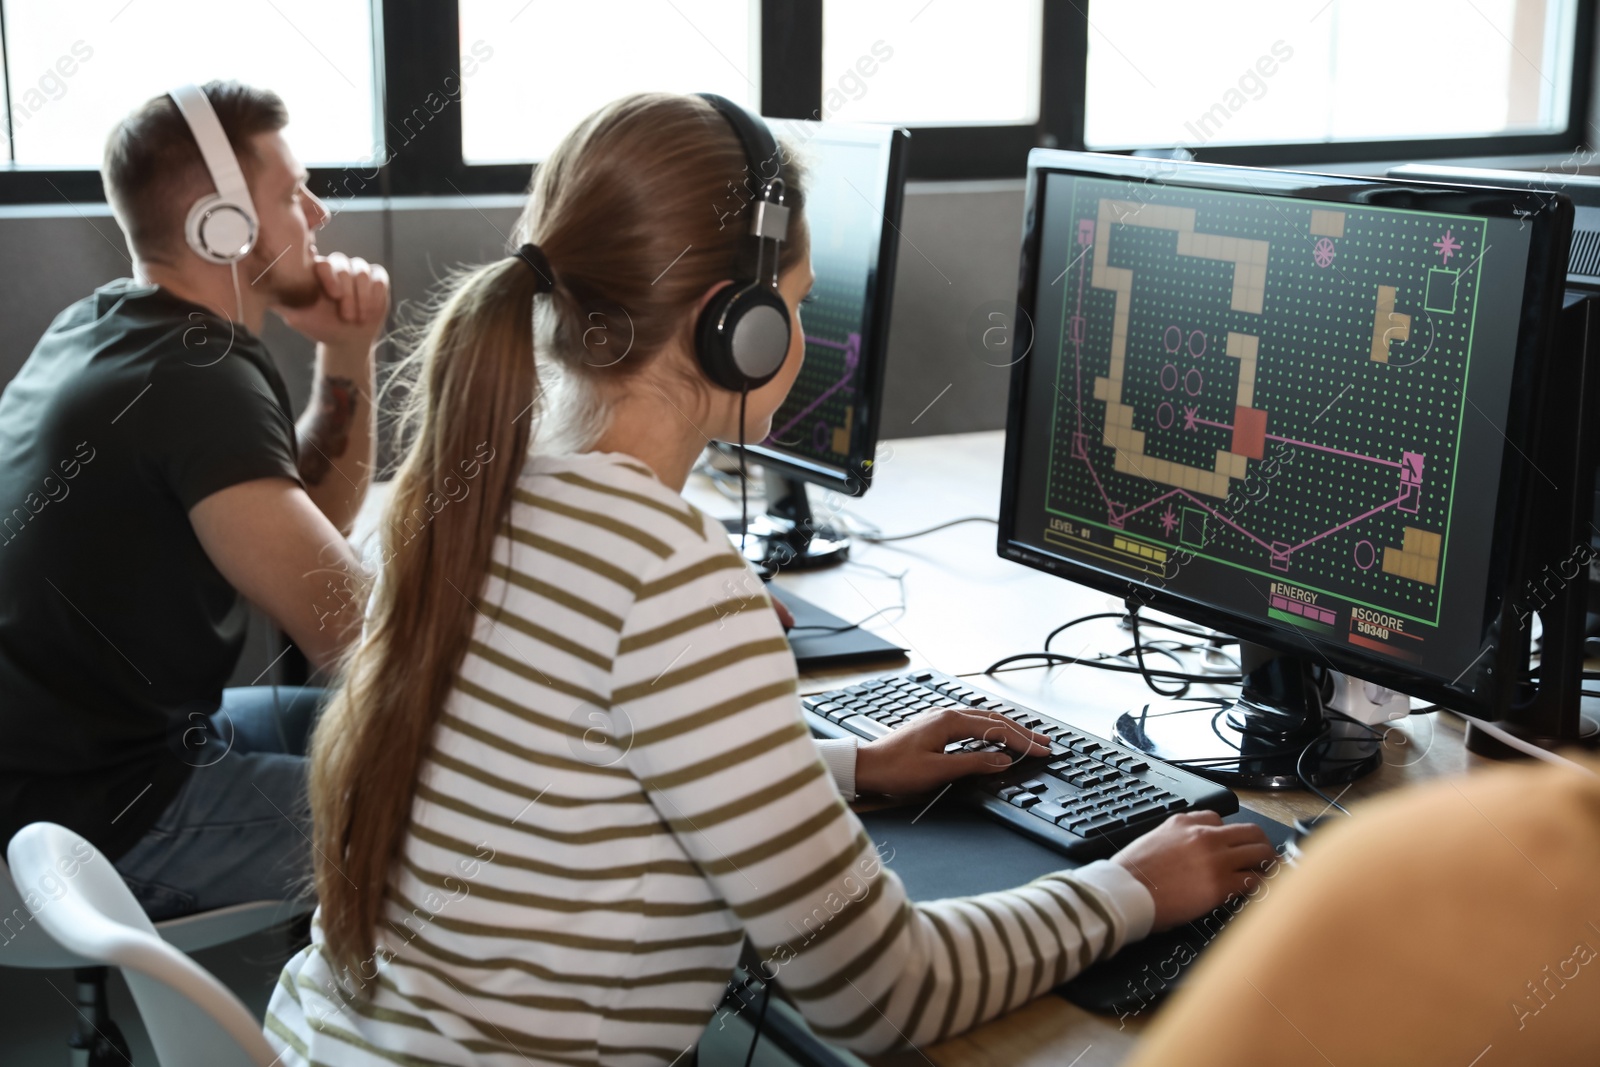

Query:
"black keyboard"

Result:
[[802, 669, 1238, 861]]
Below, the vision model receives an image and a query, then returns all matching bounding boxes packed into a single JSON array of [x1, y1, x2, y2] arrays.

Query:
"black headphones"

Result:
[[694, 93, 794, 393]]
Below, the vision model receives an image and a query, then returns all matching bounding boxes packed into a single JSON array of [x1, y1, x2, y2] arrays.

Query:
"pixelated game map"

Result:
[[761, 137, 883, 472], [1040, 177, 1504, 665]]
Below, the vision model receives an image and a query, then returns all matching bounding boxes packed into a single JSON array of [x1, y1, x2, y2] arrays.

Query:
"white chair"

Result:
[[5, 822, 306, 1066]]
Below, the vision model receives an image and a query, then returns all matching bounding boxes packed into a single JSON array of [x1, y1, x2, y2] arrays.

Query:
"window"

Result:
[[0, 0, 379, 167], [0, 0, 1592, 202], [458, 0, 758, 164], [821, 0, 1042, 125], [1084, 0, 1581, 151]]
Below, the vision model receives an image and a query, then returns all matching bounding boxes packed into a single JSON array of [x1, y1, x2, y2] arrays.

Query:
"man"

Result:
[[0, 81, 387, 918]]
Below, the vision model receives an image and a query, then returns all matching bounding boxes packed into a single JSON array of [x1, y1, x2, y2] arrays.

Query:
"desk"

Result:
[[684, 430, 1486, 1067]]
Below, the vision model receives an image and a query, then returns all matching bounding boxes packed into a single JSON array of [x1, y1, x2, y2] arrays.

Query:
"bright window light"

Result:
[[1084, 0, 1579, 150], [459, 0, 758, 164], [822, 0, 1042, 125], [0, 0, 378, 168]]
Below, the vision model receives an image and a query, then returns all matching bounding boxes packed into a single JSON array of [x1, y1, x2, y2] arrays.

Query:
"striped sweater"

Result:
[[264, 450, 1154, 1066]]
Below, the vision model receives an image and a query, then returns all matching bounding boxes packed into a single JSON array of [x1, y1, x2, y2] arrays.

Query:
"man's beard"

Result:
[[267, 267, 322, 309], [252, 246, 322, 309]]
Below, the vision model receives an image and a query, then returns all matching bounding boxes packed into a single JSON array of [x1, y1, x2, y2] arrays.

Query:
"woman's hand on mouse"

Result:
[[1110, 811, 1279, 931]]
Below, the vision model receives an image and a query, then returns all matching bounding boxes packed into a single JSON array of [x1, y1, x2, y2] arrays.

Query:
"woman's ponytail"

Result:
[[308, 252, 544, 976]]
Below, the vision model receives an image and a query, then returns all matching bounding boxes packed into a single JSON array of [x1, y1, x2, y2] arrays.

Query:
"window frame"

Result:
[[0, 0, 1592, 205]]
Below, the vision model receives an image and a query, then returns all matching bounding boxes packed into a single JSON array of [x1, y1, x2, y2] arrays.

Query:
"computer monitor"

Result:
[[997, 149, 1577, 787], [727, 120, 909, 572]]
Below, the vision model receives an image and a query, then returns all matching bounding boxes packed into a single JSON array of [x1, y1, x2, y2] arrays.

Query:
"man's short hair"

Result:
[[102, 80, 288, 260]]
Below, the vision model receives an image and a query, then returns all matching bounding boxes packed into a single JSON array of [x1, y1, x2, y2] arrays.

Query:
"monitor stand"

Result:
[[723, 469, 850, 576], [1113, 642, 1382, 791]]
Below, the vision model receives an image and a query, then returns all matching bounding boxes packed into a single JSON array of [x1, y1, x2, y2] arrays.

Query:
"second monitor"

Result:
[[728, 120, 909, 573]]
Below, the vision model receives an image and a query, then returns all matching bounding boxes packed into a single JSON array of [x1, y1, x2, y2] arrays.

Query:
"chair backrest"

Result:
[[0, 853, 98, 968], [7, 822, 279, 1067]]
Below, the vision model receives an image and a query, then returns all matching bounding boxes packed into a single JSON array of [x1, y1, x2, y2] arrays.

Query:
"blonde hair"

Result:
[[307, 92, 807, 978]]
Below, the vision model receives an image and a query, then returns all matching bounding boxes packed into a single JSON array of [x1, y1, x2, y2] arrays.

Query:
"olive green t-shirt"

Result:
[[0, 279, 301, 860]]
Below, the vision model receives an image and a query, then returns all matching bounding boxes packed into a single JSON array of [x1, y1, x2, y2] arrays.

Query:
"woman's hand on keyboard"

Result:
[[855, 708, 1052, 795], [1109, 811, 1278, 931]]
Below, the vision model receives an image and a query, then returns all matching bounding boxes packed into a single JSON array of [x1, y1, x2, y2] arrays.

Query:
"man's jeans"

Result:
[[113, 686, 324, 920]]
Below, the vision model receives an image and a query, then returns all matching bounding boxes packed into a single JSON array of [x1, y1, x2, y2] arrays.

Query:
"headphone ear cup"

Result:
[[184, 193, 256, 265], [695, 284, 791, 391]]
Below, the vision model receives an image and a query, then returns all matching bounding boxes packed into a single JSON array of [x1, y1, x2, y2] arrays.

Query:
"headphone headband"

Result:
[[696, 92, 790, 247], [698, 94, 779, 187], [691, 93, 794, 393], [168, 84, 259, 264]]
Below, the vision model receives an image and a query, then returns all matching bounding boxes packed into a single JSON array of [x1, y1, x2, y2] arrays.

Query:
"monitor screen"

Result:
[[999, 152, 1569, 711], [746, 121, 908, 493]]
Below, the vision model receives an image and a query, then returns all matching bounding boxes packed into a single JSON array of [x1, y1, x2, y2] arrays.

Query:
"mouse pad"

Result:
[[857, 801, 1293, 1017], [773, 586, 908, 669]]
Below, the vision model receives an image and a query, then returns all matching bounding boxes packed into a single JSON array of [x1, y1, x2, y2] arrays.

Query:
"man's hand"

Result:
[[275, 252, 391, 354], [1110, 810, 1278, 931], [772, 594, 795, 631], [854, 708, 1052, 796]]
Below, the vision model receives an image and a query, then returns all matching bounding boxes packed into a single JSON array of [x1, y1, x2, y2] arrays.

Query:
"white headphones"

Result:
[[167, 84, 259, 265]]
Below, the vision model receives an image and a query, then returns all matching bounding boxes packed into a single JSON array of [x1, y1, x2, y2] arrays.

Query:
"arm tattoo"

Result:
[[298, 374, 358, 487]]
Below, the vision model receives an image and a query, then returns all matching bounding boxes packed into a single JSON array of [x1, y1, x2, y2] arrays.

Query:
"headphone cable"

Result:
[[738, 386, 750, 560]]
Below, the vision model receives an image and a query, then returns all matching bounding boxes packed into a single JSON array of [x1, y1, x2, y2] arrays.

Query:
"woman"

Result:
[[265, 92, 1274, 1066]]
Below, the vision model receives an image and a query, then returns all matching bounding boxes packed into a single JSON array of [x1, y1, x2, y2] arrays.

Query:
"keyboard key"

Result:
[[1161, 797, 1188, 811], [913, 671, 934, 682], [1126, 760, 1150, 773], [997, 786, 1026, 802], [840, 715, 892, 740], [1030, 802, 1071, 824], [1124, 802, 1167, 824], [1072, 739, 1103, 755], [1020, 779, 1049, 794], [1009, 792, 1041, 809], [943, 741, 967, 755], [1047, 760, 1074, 773]]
